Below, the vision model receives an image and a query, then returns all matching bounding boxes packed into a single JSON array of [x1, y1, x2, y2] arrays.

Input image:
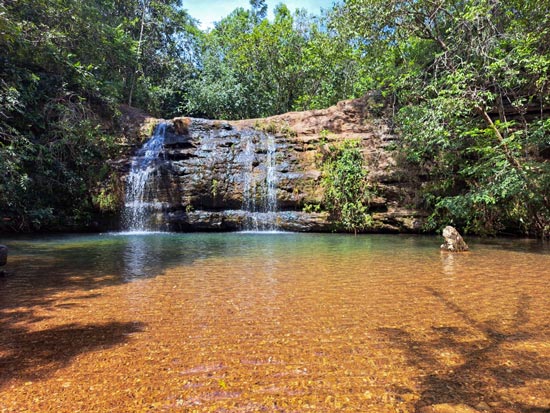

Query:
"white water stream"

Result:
[[122, 123, 167, 232], [239, 131, 278, 231]]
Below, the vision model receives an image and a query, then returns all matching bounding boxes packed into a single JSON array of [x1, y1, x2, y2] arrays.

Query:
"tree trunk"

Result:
[[128, 1, 147, 107]]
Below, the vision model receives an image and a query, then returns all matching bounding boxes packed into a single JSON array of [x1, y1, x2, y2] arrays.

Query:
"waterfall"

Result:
[[264, 133, 278, 220], [122, 123, 167, 232], [240, 131, 279, 231], [241, 135, 257, 216]]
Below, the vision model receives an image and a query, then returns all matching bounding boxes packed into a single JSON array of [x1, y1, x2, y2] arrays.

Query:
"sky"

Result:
[[183, 0, 337, 30]]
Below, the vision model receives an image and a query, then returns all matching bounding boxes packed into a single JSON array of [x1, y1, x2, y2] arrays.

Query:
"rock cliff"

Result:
[[115, 95, 426, 232]]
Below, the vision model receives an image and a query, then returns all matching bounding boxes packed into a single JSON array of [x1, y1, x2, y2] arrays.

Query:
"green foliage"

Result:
[[321, 140, 374, 234], [183, 4, 364, 119], [0, 0, 199, 231], [93, 190, 118, 213], [303, 203, 322, 213], [3, 0, 549, 237], [211, 179, 219, 198], [0, 0, 368, 230], [92, 173, 122, 214], [336, 0, 550, 237], [126, 0, 200, 116]]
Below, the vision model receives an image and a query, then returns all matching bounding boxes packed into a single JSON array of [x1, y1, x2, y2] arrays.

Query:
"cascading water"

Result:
[[263, 133, 278, 227], [122, 123, 167, 232], [241, 135, 257, 216], [239, 131, 279, 231]]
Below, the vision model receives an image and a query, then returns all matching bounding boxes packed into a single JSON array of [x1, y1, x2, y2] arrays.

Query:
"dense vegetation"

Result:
[[183, 2, 363, 119], [338, 0, 550, 237], [1, 0, 549, 236], [0, 0, 199, 230], [320, 140, 374, 234]]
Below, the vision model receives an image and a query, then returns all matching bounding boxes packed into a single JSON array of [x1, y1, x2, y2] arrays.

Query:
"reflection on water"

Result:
[[123, 235, 149, 279], [0, 233, 549, 412], [440, 252, 457, 278], [120, 234, 170, 280]]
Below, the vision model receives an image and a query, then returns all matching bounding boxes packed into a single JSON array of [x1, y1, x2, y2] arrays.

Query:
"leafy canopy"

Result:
[[336, 0, 550, 237]]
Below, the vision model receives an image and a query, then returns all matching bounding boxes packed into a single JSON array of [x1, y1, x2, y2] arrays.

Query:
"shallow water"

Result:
[[0, 233, 549, 412]]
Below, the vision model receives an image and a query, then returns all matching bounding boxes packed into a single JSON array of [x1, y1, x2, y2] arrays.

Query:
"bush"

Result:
[[321, 139, 374, 234]]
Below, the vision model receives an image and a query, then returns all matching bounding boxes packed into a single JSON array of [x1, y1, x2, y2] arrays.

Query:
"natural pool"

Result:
[[0, 233, 549, 412]]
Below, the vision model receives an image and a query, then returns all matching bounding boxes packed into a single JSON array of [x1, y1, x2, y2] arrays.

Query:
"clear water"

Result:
[[1, 233, 549, 412]]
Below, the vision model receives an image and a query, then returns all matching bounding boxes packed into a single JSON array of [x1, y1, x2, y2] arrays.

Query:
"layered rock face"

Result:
[[118, 95, 426, 232]]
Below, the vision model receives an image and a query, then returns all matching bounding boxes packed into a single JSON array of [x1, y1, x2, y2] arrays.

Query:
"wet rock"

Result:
[[166, 210, 244, 232], [164, 210, 332, 233], [276, 211, 331, 232], [0, 244, 7, 266], [372, 208, 427, 233], [115, 95, 427, 232], [441, 226, 469, 252]]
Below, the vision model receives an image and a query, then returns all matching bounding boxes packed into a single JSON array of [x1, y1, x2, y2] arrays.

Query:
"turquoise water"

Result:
[[4, 233, 430, 279], [3, 232, 549, 282]]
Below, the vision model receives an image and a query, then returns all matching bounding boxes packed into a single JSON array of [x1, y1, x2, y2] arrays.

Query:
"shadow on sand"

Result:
[[379, 288, 550, 413]]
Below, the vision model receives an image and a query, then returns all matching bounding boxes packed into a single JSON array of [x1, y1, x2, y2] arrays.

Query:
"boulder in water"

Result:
[[440, 226, 469, 252], [0, 245, 7, 266]]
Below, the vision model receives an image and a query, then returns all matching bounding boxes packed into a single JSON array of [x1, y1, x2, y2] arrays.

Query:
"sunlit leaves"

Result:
[[183, 4, 363, 119], [0, 0, 204, 230], [337, 0, 550, 236]]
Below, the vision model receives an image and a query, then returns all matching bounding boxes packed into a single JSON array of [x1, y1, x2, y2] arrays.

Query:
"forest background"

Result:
[[1, 0, 549, 236]]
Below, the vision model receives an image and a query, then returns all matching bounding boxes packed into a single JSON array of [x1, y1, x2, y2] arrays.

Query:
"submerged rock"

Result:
[[440, 226, 469, 252]]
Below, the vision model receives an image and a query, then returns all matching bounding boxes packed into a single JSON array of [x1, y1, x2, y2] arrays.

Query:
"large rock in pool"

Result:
[[0, 245, 7, 266], [440, 226, 469, 252]]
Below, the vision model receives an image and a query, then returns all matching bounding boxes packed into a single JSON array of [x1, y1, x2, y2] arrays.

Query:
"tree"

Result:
[[119, 0, 200, 116], [250, 0, 268, 22], [0, 0, 200, 230], [335, 0, 550, 237], [183, 3, 364, 119]]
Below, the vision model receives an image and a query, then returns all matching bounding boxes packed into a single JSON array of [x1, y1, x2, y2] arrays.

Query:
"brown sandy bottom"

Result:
[[0, 240, 549, 412]]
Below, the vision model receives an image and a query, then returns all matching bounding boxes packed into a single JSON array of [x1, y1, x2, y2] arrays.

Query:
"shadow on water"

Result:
[[379, 288, 550, 412], [0, 231, 310, 386], [0, 231, 434, 316], [0, 232, 436, 388], [0, 318, 145, 386], [2, 232, 237, 287], [469, 236, 550, 256], [2, 232, 547, 394], [0, 232, 202, 386]]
